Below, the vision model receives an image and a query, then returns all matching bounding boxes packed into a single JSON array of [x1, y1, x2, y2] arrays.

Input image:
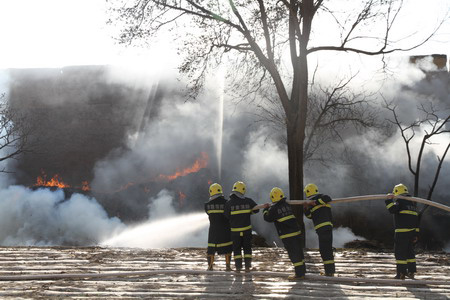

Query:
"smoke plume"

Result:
[[1, 55, 448, 250], [0, 185, 124, 245]]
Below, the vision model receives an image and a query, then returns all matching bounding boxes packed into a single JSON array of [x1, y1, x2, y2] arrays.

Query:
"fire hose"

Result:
[[253, 194, 450, 213]]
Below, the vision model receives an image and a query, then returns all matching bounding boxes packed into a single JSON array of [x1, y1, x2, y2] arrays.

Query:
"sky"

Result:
[[0, 0, 448, 70], [0, 0, 178, 71]]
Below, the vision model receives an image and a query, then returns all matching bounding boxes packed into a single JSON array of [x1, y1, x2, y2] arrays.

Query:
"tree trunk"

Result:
[[287, 60, 308, 243], [287, 121, 305, 247], [288, 45, 309, 247]]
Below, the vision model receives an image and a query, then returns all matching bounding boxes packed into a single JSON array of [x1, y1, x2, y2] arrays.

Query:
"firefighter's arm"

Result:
[[263, 206, 276, 222], [385, 194, 400, 214], [204, 203, 209, 215], [315, 194, 331, 206], [250, 199, 260, 214], [304, 206, 312, 219]]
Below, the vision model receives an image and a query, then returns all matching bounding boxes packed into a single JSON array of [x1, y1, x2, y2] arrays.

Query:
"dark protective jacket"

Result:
[[205, 196, 231, 245], [224, 194, 258, 233], [263, 198, 302, 239], [304, 193, 333, 231], [385, 195, 419, 234]]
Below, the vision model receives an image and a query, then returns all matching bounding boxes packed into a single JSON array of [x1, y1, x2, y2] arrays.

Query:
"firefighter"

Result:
[[224, 181, 259, 272], [205, 183, 232, 271], [263, 187, 306, 280], [385, 183, 419, 280], [304, 183, 335, 276]]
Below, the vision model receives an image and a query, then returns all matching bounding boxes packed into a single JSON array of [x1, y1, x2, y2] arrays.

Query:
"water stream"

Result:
[[216, 66, 225, 181], [101, 212, 208, 248]]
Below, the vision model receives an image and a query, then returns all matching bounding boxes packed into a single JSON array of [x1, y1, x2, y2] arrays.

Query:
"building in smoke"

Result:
[[6, 65, 215, 222], [7, 65, 149, 186], [409, 54, 448, 72]]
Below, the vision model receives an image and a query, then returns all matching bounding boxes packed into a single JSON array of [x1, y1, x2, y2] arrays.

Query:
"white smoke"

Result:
[[305, 219, 365, 249], [241, 128, 289, 197], [332, 227, 366, 248], [0, 184, 209, 248], [0, 185, 124, 246], [148, 189, 177, 220]]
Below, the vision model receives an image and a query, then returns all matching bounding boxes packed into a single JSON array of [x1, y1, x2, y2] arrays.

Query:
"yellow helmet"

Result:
[[393, 183, 408, 196], [304, 183, 318, 198], [209, 183, 223, 197], [270, 187, 284, 203], [232, 181, 246, 195]]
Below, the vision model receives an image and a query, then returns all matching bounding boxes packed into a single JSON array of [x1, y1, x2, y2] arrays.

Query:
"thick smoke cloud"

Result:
[[0, 182, 209, 247], [2, 55, 448, 250], [91, 90, 217, 193], [0, 185, 124, 245]]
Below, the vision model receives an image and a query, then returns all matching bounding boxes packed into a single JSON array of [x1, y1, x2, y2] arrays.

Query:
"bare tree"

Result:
[[0, 94, 33, 172], [385, 100, 450, 199], [256, 75, 380, 164], [110, 0, 445, 230]]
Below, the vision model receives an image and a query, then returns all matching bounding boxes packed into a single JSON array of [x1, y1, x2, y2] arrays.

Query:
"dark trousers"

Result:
[[282, 235, 306, 276], [394, 231, 416, 275], [231, 230, 252, 269], [317, 227, 335, 274], [207, 244, 232, 255]]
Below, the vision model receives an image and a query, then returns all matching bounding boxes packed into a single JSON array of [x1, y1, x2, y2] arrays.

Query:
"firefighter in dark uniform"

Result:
[[385, 183, 419, 280], [224, 181, 259, 272], [205, 183, 232, 271], [263, 187, 306, 280], [304, 183, 335, 276]]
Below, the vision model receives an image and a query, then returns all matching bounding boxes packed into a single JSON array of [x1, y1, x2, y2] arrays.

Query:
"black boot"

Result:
[[244, 258, 252, 272], [235, 258, 242, 272]]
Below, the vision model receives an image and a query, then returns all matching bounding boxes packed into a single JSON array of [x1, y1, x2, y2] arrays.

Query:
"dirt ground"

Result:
[[0, 246, 448, 299]]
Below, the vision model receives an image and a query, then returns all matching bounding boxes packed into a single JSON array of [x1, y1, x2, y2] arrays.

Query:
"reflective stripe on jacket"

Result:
[[263, 198, 301, 239], [385, 195, 419, 233], [205, 196, 231, 244], [304, 194, 333, 231], [225, 194, 258, 233]]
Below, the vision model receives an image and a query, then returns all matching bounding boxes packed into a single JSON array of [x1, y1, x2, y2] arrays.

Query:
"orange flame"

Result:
[[35, 173, 70, 189], [34, 171, 91, 191], [158, 152, 209, 181]]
